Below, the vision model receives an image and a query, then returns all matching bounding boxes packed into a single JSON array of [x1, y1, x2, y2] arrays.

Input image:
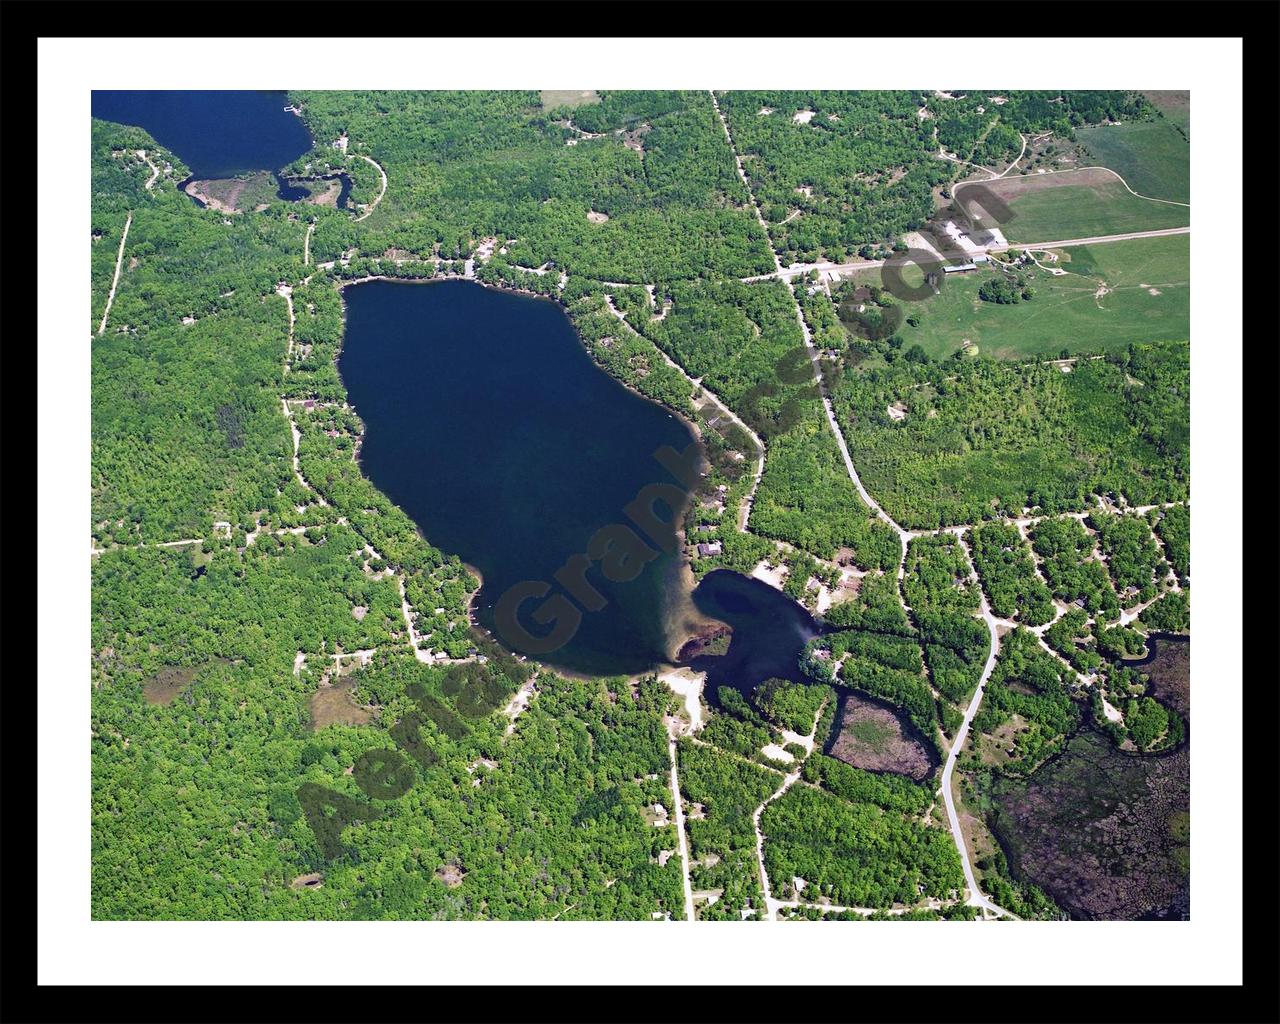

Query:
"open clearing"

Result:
[[827, 692, 936, 782], [540, 90, 600, 110], [1076, 122, 1189, 204], [142, 664, 200, 705], [309, 676, 375, 730], [1143, 91, 1190, 138], [960, 169, 1189, 244], [871, 233, 1189, 361], [183, 173, 278, 214]]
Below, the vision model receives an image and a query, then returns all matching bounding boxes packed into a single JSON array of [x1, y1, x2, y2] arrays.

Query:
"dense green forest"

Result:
[[93, 525, 688, 918], [91, 89, 1189, 922], [91, 120, 309, 545], [965, 522, 1056, 626], [903, 536, 990, 707], [287, 90, 774, 281], [762, 784, 964, 907], [1088, 511, 1169, 603], [1029, 515, 1121, 621], [718, 90, 1156, 263], [831, 343, 1190, 529], [675, 740, 777, 919]]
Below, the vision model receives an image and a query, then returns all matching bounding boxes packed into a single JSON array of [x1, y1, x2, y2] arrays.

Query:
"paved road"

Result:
[[942, 537, 1020, 920], [744, 226, 1191, 284]]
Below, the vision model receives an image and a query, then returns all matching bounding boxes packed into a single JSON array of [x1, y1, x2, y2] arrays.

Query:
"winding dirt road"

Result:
[[668, 732, 697, 921], [955, 163, 1191, 210], [714, 91, 1023, 916], [137, 149, 162, 190], [353, 154, 387, 223]]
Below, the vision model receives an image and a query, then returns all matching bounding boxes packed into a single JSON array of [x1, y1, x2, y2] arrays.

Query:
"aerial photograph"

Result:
[[89, 86, 1192, 924]]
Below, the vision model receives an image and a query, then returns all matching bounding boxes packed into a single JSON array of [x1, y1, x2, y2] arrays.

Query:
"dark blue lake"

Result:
[[90, 91, 824, 683], [91, 90, 312, 178], [340, 279, 711, 677], [686, 569, 823, 703]]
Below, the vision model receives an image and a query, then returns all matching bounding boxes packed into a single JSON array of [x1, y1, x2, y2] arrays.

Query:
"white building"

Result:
[[944, 219, 1008, 256]]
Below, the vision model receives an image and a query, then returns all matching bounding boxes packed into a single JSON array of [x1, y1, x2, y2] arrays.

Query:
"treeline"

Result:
[[717, 90, 1155, 263], [970, 627, 1081, 775], [761, 784, 964, 908], [802, 753, 932, 817], [677, 739, 778, 920], [831, 342, 1190, 529], [288, 89, 775, 281], [966, 522, 1055, 626]]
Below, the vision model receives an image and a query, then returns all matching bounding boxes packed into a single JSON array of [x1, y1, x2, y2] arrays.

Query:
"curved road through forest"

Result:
[[712, 89, 1017, 918], [955, 163, 1191, 209], [353, 153, 387, 222], [99, 102, 1180, 922]]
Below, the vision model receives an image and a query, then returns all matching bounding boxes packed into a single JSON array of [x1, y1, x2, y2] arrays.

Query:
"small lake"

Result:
[[276, 174, 352, 210], [91, 90, 312, 178], [341, 279, 710, 678], [683, 569, 822, 703]]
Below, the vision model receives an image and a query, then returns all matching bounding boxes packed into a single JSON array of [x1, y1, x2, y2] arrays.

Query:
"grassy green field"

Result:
[[1076, 122, 1190, 203], [1144, 91, 1190, 139], [854, 233, 1189, 361], [540, 90, 600, 110], [999, 179, 1189, 243]]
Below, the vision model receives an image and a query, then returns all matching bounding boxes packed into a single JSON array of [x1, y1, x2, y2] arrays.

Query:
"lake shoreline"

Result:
[[337, 277, 711, 678], [333, 274, 733, 678]]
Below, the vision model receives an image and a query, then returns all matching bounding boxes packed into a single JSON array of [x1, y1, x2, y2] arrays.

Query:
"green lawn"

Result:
[[1076, 122, 1190, 203], [858, 234, 1188, 361], [540, 90, 600, 110], [1000, 180, 1189, 243], [1143, 91, 1190, 139]]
